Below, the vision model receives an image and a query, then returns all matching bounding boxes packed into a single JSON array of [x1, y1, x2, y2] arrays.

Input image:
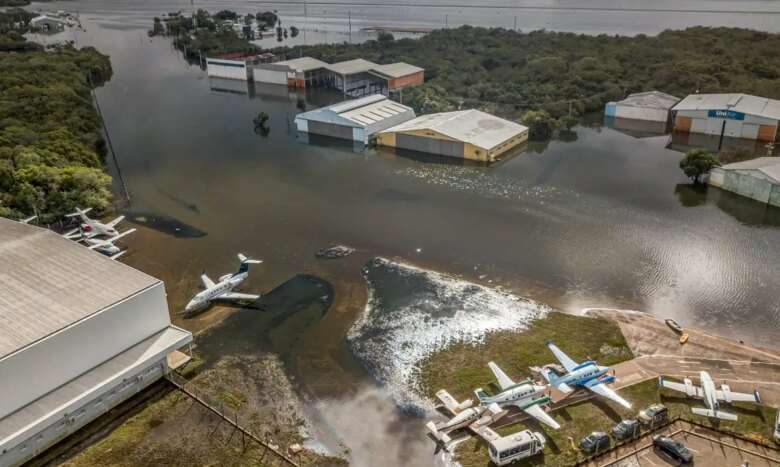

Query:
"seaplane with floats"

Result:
[[62, 207, 124, 239], [82, 228, 136, 260], [474, 361, 560, 429], [659, 371, 761, 421], [426, 389, 507, 452], [541, 341, 632, 409], [183, 253, 263, 315]]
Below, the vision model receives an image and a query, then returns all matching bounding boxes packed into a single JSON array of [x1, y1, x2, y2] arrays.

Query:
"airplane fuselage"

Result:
[[558, 362, 613, 388], [480, 383, 549, 409], [185, 272, 248, 313], [699, 371, 718, 411], [439, 406, 485, 433]]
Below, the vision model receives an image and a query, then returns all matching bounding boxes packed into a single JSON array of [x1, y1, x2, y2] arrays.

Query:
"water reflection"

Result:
[[676, 184, 780, 226]]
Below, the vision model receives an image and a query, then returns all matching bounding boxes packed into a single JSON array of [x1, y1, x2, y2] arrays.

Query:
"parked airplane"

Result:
[[474, 361, 560, 429], [183, 253, 262, 314], [426, 389, 507, 452], [62, 207, 124, 239], [19, 215, 37, 224], [84, 228, 136, 260], [541, 341, 632, 409], [659, 371, 761, 421]]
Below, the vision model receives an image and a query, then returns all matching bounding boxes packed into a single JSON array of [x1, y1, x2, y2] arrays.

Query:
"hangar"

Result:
[[709, 157, 780, 207], [294, 94, 416, 143], [0, 218, 192, 467], [377, 109, 529, 162], [605, 91, 679, 123], [671, 93, 780, 142]]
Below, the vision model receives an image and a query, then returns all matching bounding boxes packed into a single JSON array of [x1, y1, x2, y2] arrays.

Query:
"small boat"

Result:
[[665, 319, 683, 334], [679, 333, 689, 345]]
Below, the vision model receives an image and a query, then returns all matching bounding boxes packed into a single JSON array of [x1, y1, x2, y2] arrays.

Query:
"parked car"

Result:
[[639, 403, 669, 427], [579, 431, 610, 454], [612, 419, 640, 440], [652, 435, 693, 464], [774, 410, 780, 443]]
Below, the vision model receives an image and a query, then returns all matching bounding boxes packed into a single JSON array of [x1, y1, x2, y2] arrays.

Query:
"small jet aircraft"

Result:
[[474, 361, 560, 430], [659, 371, 761, 421], [184, 253, 262, 315], [541, 341, 632, 409], [62, 207, 124, 239], [84, 228, 136, 260], [426, 389, 507, 452]]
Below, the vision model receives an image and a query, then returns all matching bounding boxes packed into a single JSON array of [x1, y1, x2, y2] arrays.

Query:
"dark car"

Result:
[[579, 431, 610, 454], [653, 435, 693, 464], [612, 419, 640, 440]]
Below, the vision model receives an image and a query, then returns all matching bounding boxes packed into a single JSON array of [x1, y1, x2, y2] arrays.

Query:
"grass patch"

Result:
[[417, 311, 632, 402], [452, 379, 778, 467]]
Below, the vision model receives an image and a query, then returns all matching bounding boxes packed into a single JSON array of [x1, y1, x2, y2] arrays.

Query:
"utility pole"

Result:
[[445, 14, 448, 29], [348, 10, 352, 43], [514, 15, 517, 31], [303, 1, 307, 45]]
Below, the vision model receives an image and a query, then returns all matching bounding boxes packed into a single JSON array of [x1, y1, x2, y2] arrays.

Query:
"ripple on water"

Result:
[[347, 257, 550, 411]]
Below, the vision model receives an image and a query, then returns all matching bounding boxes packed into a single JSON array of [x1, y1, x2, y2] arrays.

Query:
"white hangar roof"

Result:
[[614, 91, 680, 110], [672, 93, 780, 120], [295, 94, 415, 129], [719, 157, 780, 183], [381, 109, 528, 150], [275, 56, 329, 72], [0, 218, 159, 359]]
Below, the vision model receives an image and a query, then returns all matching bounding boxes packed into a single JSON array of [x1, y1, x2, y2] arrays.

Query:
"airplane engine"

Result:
[[721, 384, 732, 402], [683, 378, 696, 396], [456, 399, 473, 411]]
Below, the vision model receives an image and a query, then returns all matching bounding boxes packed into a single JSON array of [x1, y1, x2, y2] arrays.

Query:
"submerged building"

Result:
[[0, 218, 192, 467], [605, 91, 679, 123], [671, 93, 780, 142], [294, 94, 416, 144], [377, 109, 528, 162], [709, 157, 780, 207]]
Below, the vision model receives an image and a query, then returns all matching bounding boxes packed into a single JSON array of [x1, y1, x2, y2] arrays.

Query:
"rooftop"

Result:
[[370, 62, 424, 78], [720, 157, 780, 183], [296, 94, 414, 128], [0, 218, 159, 360], [672, 93, 780, 120], [326, 58, 378, 75], [614, 91, 680, 109], [275, 56, 329, 72], [381, 109, 528, 150]]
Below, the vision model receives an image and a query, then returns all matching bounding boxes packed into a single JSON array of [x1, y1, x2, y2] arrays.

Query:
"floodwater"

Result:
[[25, 1, 780, 464]]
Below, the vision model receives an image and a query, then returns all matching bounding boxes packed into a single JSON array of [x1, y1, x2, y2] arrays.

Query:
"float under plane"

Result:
[[659, 371, 760, 421]]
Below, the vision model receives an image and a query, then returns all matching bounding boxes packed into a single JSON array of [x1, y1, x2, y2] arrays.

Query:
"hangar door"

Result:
[[308, 121, 356, 141], [396, 134, 464, 158], [253, 68, 287, 85]]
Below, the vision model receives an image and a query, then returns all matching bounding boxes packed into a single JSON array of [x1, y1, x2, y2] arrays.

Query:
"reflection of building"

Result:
[[668, 130, 777, 157], [294, 94, 416, 143], [205, 52, 274, 81], [0, 219, 192, 467], [671, 93, 780, 142], [377, 110, 528, 162], [709, 157, 780, 207], [603, 116, 668, 138], [605, 91, 679, 123], [253, 56, 424, 97]]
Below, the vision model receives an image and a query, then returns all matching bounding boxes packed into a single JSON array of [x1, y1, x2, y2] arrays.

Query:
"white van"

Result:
[[488, 430, 545, 465]]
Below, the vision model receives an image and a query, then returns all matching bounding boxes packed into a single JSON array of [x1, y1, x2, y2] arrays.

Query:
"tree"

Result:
[[377, 31, 394, 43], [679, 148, 720, 184], [522, 110, 558, 141]]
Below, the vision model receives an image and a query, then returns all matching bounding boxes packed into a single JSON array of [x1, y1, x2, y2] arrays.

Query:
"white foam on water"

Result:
[[347, 258, 550, 411]]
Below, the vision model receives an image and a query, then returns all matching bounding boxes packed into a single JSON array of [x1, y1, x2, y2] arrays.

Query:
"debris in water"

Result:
[[315, 245, 355, 259]]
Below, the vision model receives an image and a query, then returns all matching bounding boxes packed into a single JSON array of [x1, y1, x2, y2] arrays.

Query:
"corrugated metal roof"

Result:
[[720, 157, 780, 183], [326, 58, 378, 75], [295, 94, 414, 129], [613, 91, 679, 110], [380, 109, 529, 150], [0, 219, 159, 359], [672, 93, 780, 120], [0, 326, 191, 450], [275, 56, 329, 72], [370, 62, 424, 78]]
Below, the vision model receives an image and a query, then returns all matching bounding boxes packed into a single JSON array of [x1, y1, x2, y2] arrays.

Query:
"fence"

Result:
[[165, 372, 300, 467]]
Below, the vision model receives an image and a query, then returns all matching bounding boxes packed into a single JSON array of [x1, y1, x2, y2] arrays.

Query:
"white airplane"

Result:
[[426, 389, 507, 452], [474, 361, 560, 430], [62, 207, 124, 239], [659, 371, 761, 421], [184, 253, 262, 314], [542, 341, 632, 409], [19, 215, 37, 224], [84, 228, 136, 260]]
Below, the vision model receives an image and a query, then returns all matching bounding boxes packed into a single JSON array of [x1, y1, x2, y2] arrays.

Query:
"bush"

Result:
[[680, 148, 720, 184], [522, 110, 558, 141]]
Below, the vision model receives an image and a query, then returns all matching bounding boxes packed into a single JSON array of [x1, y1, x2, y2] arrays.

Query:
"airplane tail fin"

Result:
[[425, 421, 451, 444], [65, 207, 92, 218], [237, 253, 262, 274], [691, 407, 737, 421], [473, 388, 490, 404], [541, 368, 558, 385]]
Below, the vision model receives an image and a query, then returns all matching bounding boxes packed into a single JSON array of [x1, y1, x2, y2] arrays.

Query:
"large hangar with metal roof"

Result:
[[377, 109, 529, 162], [294, 94, 416, 143], [709, 157, 780, 207], [671, 93, 780, 142], [0, 218, 192, 467]]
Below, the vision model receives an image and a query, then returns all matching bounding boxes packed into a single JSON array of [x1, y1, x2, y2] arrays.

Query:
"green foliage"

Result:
[[256, 11, 278, 28], [213, 10, 238, 22], [402, 83, 456, 114], [522, 109, 558, 140], [160, 10, 257, 59], [680, 148, 720, 183], [0, 43, 113, 222], [377, 31, 394, 43], [0, 0, 30, 6]]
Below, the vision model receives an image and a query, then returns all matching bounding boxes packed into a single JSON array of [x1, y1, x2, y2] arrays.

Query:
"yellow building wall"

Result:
[[376, 132, 396, 147], [484, 130, 529, 161], [377, 128, 528, 162]]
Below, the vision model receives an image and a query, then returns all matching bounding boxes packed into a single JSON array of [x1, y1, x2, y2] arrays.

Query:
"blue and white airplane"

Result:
[[541, 341, 632, 409]]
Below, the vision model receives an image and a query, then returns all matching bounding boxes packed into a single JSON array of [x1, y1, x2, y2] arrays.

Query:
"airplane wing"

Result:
[[472, 425, 500, 442], [109, 250, 126, 260], [106, 215, 125, 227], [200, 274, 215, 289], [659, 376, 704, 398], [522, 403, 561, 430], [436, 389, 467, 415], [586, 380, 632, 409], [715, 388, 760, 403], [21, 215, 37, 224], [62, 228, 81, 239], [546, 342, 579, 372], [487, 361, 515, 391], [219, 292, 260, 301], [88, 229, 136, 250]]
